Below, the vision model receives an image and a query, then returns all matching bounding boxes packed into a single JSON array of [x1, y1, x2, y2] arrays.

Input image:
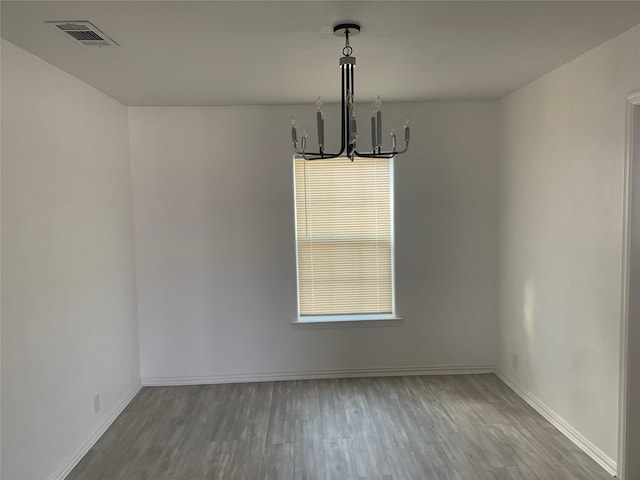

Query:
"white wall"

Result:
[[1, 40, 140, 480], [129, 102, 499, 383], [498, 24, 640, 466], [624, 101, 640, 480]]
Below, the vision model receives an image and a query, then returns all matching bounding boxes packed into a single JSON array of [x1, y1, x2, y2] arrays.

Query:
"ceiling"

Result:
[[2, 1, 640, 106]]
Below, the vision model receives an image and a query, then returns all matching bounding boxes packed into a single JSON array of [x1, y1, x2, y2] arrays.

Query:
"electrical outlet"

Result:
[[512, 353, 518, 370], [94, 394, 101, 413]]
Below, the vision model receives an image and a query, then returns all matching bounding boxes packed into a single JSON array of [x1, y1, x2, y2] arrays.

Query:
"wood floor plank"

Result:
[[260, 443, 294, 480], [322, 437, 357, 479], [294, 380, 323, 443], [362, 378, 411, 449], [65, 374, 613, 480], [318, 379, 350, 440], [348, 433, 393, 478], [293, 438, 326, 480], [266, 381, 295, 445]]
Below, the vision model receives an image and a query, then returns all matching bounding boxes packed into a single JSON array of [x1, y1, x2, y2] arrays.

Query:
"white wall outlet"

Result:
[[512, 353, 518, 370], [94, 394, 101, 413]]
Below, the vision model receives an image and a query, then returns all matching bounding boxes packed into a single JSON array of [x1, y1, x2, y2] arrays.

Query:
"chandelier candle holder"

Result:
[[290, 23, 410, 161]]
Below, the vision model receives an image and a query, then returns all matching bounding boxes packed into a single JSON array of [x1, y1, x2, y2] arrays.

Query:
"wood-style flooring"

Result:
[[66, 374, 612, 480]]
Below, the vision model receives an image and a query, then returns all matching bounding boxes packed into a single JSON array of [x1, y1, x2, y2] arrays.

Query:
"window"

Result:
[[294, 156, 395, 321]]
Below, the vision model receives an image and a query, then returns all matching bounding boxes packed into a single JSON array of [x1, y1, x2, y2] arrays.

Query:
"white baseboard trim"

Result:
[[142, 364, 496, 386], [496, 371, 617, 477], [48, 382, 142, 480]]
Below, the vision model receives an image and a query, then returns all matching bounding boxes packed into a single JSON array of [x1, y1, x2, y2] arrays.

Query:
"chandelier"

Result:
[[290, 23, 410, 161]]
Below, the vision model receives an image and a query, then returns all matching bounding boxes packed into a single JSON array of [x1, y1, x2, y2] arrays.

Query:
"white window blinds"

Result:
[[294, 157, 394, 317]]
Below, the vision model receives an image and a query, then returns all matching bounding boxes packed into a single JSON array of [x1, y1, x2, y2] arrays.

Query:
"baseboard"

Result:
[[496, 371, 617, 477], [48, 382, 142, 480], [141, 364, 496, 386]]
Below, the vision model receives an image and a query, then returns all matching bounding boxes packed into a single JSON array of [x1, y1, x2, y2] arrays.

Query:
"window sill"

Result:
[[292, 314, 403, 326]]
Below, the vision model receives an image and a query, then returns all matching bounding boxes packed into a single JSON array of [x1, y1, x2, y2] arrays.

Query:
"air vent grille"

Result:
[[66, 30, 104, 41], [46, 21, 119, 47]]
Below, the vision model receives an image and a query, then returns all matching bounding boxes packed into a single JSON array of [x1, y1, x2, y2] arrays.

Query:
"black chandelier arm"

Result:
[[293, 141, 346, 159], [295, 141, 409, 161], [293, 142, 346, 160], [294, 60, 351, 162], [353, 141, 409, 159], [299, 153, 344, 161], [294, 144, 345, 160], [295, 138, 408, 160], [353, 151, 395, 159]]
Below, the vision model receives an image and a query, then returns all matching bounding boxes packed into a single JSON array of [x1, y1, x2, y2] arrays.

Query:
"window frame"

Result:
[[292, 155, 399, 324]]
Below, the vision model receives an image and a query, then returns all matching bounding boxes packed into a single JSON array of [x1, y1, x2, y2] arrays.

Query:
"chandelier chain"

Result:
[[343, 29, 353, 57]]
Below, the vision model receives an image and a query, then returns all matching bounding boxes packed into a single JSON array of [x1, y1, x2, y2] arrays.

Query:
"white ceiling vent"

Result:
[[46, 21, 119, 47]]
